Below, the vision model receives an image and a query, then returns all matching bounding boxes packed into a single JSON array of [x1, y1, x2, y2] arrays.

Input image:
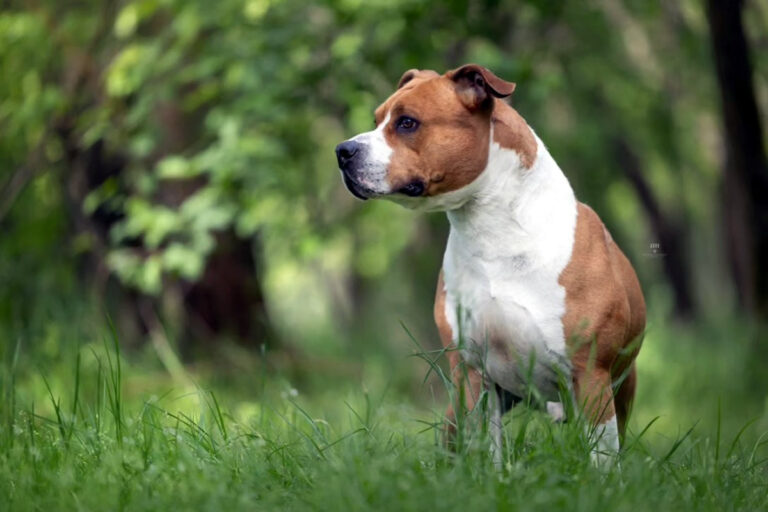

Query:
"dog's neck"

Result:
[[446, 128, 577, 264]]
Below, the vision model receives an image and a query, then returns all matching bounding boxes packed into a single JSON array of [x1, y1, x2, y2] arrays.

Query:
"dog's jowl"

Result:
[[336, 64, 646, 466]]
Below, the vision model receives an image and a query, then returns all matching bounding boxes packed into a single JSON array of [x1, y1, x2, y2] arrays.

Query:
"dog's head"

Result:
[[335, 64, 523, 210]]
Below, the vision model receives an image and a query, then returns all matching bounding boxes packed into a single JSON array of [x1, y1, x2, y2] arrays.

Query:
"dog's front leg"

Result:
[[443, 361, 483, 446], [489, 384, 504, 469], [443, 363, 505, 470], [435, 271, 486, 447]]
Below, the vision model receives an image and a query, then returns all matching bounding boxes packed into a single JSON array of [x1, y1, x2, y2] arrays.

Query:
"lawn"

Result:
[[1, 315, 767, 511]]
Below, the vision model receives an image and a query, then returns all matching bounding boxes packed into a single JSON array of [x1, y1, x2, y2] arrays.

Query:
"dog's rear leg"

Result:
[[613, 362, 637, 443], [575, 368, 620, 467]]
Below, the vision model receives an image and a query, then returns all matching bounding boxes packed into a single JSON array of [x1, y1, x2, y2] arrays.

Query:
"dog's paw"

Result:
[[546, 401, 566, 423]]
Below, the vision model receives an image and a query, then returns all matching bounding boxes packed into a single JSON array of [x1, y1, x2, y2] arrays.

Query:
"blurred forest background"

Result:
[[1, 0, 768, 441]]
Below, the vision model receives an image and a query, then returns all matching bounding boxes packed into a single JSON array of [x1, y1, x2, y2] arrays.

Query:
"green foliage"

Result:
[[3, 0, 755, 312]]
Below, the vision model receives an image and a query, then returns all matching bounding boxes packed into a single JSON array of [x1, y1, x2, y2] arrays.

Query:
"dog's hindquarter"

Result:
[[560, 203, 646, 412]]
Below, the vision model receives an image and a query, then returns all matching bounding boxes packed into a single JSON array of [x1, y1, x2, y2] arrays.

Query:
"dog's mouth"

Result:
[[341, 172, 373, 200]]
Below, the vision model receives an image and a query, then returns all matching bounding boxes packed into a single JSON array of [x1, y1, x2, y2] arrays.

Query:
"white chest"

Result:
[[442, 241, 570, 399], [440, 140, 578, 400]]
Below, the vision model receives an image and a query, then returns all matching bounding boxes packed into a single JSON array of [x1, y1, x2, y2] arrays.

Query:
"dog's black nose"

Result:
[[335, 140, 360, 168]]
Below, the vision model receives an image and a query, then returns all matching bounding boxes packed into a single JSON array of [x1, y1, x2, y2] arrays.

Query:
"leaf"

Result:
[[162, 243, 205, 279], [157, 156, 198, 180]]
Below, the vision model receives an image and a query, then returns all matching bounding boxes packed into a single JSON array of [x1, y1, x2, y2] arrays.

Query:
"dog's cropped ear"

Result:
[[398, 69, 420, 89], [397, 69, 439, 89], [449, 64, 516, 110]]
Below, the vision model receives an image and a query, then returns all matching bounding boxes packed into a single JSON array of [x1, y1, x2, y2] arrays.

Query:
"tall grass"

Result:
[[1, 317, 767, 511]]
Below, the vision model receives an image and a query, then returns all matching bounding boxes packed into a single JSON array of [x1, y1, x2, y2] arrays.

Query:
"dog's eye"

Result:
[[399, 180, 425, 197], [395, 116, 419, 133]]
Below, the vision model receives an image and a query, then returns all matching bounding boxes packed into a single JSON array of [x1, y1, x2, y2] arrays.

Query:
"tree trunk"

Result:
[[181, 233, 274, 352], [706, 0, 768, 316], [613, 137, 695, 319]]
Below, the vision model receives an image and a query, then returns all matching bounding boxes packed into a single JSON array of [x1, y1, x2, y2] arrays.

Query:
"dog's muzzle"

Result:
[[336, 140, 372, 200]]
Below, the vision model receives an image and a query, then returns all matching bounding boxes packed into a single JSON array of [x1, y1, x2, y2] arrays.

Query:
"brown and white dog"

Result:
[[335, 64, 646, 465]]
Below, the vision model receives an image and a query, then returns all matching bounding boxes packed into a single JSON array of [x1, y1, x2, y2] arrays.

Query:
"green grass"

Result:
[[1, 318, 768, 511]]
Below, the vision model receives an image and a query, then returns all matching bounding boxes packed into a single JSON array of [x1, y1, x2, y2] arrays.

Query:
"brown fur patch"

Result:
[[491, 99, 538, 169], [433, 270, 453, 350], [559, 203, 646, 428], [613, 362, 636, 439]]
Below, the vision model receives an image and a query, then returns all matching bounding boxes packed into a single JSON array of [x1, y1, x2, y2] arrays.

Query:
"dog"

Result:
[[335, 64, 646, 465]]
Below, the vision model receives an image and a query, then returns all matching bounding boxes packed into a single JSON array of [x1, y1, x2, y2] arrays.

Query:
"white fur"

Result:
[[489, 387, 504, 469], [348, 112, 393, 195], [590, 416, 620, 467], [546, 401, 566, 422], [441, 129, 578, 401]]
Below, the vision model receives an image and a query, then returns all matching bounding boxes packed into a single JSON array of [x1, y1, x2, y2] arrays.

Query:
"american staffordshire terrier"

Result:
[[335, 64, 646, 465]]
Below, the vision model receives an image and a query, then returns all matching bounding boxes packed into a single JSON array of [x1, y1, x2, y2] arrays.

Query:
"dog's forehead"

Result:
[[374, 72, 457, 121]]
